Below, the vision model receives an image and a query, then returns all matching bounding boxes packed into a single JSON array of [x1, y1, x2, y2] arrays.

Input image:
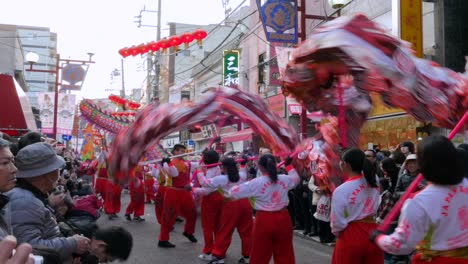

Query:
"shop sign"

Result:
[[368, 92, 405, 118], [400, 0, 423, 58], [257, 0, 298, 44], [223, 50, 239, 88], [202, 124, 217, 138]]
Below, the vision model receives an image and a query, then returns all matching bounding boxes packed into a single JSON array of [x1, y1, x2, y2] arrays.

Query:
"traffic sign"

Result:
[[62, 134, 72, 141]]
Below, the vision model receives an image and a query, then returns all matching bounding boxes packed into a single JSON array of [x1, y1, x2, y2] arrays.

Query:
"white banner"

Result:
[[38, 93, 76, 135], [275, 46, 294, 79]]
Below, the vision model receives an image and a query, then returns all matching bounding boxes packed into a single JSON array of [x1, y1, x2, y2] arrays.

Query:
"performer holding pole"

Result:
[[144, 165, 156, 204], [158, 144, 198, 248], [195, 150, 224, 261], [196, 157, 253, 264], [371, 136, 468, 263], [330, 148, 383, 264], [227, 154, 299, 264], [125, 167, 146, 222]]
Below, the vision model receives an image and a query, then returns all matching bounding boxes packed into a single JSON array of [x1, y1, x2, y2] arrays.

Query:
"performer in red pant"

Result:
[[144, 171, 155, 204], [193, 150, 223, 261], [94, 159, 108, 202], [104, 179, 122, 220], [153, 163, 170, 224], [330, 148, 383, 264], [196, 157, 253, 264], [125, 168, 146, 222], [226, 154, 299, 264], [158, 144, 198, 248]]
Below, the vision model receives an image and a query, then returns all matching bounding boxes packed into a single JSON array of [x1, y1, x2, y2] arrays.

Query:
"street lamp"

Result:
[[328, 0, 351, 9], [25, 52, 95, 140]]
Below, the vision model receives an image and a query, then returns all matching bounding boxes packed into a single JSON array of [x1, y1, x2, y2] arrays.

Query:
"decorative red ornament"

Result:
[[118, 47, 131, 58], [192, 29, 208, 46], [158, 38, 171, 53], [128, 45, 140, 56], [137, 43, 149, 55], [147, 41, 161, 52], [169, 36, 182, 51], [180, 32, 194, 49]]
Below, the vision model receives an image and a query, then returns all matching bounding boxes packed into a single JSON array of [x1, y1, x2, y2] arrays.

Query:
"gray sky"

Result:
[[0, 0, 247, 100]]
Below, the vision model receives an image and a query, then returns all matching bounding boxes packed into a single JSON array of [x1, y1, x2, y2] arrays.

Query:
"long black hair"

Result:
[[380, 158, 399, 192], [418, 136, 463, 185], [342, 148, 378, 188], [258, 154, 278, 183], [221, 157, 240, 183]]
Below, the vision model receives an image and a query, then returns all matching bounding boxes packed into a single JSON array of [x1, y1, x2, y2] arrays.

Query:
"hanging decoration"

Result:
[[192, 29, 208, 46], [108, 94, 141, 110], [118, 29, 208, 57]]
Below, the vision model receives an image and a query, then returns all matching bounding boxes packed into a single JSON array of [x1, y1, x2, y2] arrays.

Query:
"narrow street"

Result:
[[98, 192, 333, 263]]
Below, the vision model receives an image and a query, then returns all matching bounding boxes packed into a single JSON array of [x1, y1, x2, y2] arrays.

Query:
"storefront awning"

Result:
[[0, 74, 37, 136], [221, 128, 253, 143]]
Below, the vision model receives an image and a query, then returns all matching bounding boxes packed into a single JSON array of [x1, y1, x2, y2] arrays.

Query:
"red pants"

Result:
[[250, 209, 294, 264], [332, 222, 383, 264], [145, 178, 155, 203], [412, 254, 467, 264], [159, 188, 197, 241], [104, 182, 122, 214], [94, 178, 108, 200], [212, 199, 253, 259], [201, 191, 224, 254], [126, 183, 145, 217], [155, 186, 166, 224]]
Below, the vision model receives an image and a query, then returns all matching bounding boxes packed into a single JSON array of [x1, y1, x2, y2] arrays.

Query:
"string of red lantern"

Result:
[[108, 94, 141, 110], [118, 29, 208, 58], [110, 112, 136, 117]]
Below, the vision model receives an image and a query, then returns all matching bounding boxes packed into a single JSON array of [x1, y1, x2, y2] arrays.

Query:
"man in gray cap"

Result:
[[7, 142, 90, 262]]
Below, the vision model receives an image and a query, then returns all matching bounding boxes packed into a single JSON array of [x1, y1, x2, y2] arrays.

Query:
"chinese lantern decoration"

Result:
[[180, 32, 194, 49], [128, 45, 140, 56], [137, 43, 148, 55], [147, 41, 161, 53], [192, 29, 208, 46], [158, 38, 171, 53], [119, 29, 208, 58], [118, 47, 131, 58], [111, 112, 136, 118], [169, 36, 182, 52], [108, 94, 141, 110]]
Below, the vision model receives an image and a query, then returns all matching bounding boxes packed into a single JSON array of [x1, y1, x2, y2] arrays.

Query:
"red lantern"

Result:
[[169, 36, 182, 52], [128, 45, 140, 56], [192, 29, 208, 46], [118, 47, 131, 58], [158, 38, 171, 53], [137, 43, 149, 55], [147, 41, 161, 52], [180, 32, 194, 49]]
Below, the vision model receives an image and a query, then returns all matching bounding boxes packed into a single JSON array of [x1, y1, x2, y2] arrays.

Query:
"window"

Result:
[[258, 53, 266, 84]]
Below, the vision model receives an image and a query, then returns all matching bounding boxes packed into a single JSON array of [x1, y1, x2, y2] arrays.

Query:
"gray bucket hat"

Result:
[[16, 142, 65, 178]]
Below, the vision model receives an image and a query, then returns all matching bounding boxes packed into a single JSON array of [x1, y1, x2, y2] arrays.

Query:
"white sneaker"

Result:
[[208, 258, 225, 264], [198, 253, 214, 261]]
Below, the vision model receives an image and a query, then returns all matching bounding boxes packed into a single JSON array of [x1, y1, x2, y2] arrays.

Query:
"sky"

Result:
[[0, 0, 248, 100]]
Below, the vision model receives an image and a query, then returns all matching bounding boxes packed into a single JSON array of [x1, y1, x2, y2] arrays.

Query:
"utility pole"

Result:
[[154, 0, 162, 103], [121, 58, 126, 98], [136, 3, 161, 104]]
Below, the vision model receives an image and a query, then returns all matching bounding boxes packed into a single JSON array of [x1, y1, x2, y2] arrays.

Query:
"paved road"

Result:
[[97, 192, 333, 263]]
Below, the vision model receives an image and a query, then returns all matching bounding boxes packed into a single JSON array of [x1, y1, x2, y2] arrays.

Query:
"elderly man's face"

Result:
[[0, 148, 17, 193]]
